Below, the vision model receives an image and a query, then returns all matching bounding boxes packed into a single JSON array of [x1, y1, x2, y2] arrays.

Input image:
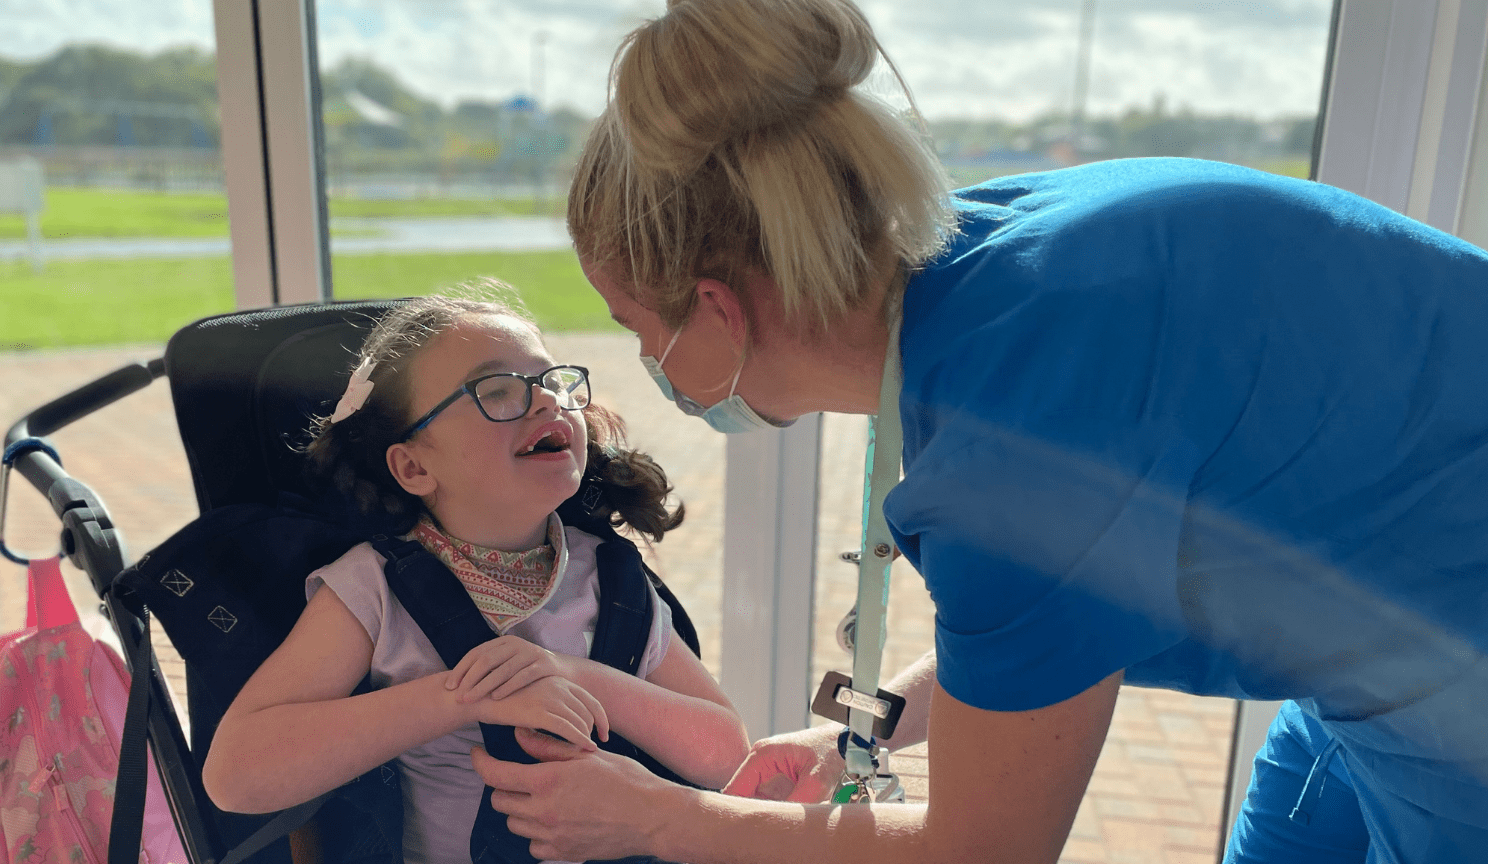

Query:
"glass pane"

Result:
[[0, 4, 232, 351], [0, 0, 226, 731]]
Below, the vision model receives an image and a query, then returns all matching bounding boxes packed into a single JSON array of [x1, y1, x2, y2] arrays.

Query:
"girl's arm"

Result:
[[560, 633, 750, 789], [203, 586, 606, 814], [203, 586, 469, 813]]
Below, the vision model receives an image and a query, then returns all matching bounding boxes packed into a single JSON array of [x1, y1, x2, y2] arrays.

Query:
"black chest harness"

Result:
[[113, 499, 696, 864], [371, 523, 693, 864]]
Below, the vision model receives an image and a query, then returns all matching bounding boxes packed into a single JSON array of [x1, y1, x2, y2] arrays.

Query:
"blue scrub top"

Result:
[[886, 157, 1488, 718]]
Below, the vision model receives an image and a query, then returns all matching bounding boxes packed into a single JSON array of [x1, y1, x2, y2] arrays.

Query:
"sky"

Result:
[[0, 0, 1335, 121]]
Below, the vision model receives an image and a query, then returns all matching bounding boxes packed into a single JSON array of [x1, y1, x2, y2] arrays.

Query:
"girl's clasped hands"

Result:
[[446, 634, 610, 750]]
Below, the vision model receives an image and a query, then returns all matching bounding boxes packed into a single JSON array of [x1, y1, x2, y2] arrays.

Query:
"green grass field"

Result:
[[0, 187, 556, 240], [0, 249, 616, 349]]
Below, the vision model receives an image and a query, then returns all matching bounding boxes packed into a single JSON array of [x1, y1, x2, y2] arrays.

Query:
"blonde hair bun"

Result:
[[571, 0, 954, 334], [619, 0, 878, 172]]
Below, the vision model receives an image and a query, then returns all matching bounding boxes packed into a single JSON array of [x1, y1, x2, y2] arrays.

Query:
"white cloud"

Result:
[[0, 0, 1333, 120], [0, 0, 215, 60]]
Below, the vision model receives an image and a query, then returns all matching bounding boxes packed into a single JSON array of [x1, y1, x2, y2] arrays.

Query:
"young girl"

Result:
[[202, 291, 750, 864]]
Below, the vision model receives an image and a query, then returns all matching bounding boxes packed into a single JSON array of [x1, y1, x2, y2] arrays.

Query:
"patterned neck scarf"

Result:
[[407, 514, 564, 633]]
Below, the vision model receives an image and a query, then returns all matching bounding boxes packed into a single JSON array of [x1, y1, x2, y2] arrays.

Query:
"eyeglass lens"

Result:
[[473, 367, 590, 421]]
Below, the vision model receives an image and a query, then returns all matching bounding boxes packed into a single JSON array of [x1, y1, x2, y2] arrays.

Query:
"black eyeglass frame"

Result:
[[398, 364, 591, 442]]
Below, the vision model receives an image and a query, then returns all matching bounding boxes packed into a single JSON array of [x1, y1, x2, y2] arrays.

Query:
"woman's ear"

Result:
[[386, 442, 437, 497], [693, 278, 750, 351]]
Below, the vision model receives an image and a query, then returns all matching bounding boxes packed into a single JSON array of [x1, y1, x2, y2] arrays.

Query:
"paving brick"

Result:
[[1100, 817, 1168, 851], [1128, 743, 1176, 763], [1164, 825, 1217, 850], [1157, 803, 1206, 825], [1069, 800, 1103, 839], [1166, 848, 1223, 864], [1059, 837, 1109, 863], [1094, 796, 1161, 820]]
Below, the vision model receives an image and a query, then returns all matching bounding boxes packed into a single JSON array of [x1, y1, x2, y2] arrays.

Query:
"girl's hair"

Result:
[[567, 0, 955, 335], [304, 284, 684, 541]]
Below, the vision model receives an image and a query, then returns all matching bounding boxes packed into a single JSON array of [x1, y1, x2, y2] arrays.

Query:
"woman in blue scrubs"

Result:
[[470, 1, 1488, 861]]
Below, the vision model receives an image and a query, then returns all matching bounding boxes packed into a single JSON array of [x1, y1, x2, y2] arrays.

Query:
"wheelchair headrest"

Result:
[[165, 300, 410, 513]]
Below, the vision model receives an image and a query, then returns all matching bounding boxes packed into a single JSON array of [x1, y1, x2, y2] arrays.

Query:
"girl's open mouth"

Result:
[[516, 424, 572, 459]]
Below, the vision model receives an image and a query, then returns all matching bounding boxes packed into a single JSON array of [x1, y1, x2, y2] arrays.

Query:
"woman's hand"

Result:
[[722, 724, 842, 802], [471, 677, 610, 750], [447, 634, 572, 703], [472, 727, 684, 862]]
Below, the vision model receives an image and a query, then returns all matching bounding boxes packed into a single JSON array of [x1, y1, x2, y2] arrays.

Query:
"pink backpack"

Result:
[[1, 556, 187, 864]]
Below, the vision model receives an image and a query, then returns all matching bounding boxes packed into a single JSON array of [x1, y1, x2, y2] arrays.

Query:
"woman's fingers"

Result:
[[474, 740, 669, 861], [472, 745, 540, 795], [513, 726, 588, 762]]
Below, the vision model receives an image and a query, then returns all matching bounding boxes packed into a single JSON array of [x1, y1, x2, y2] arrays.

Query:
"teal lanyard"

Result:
[[844, 317, 903, 779]]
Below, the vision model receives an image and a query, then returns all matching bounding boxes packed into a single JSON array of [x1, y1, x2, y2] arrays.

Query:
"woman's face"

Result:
[[390, 313, 587, 546], [582, 260, 754, 411]]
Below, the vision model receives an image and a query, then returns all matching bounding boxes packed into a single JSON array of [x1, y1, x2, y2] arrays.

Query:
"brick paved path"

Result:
[[1, 338, 1236, 863]]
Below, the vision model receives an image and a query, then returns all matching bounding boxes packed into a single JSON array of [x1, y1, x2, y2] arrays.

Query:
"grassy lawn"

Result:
[[331, 250, 615, 331], [0, 187, 556, 240], [0, 249, 615, 349]]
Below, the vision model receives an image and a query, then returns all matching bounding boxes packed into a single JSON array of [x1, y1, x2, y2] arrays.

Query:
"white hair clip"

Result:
[[330, 358, 377, 423]]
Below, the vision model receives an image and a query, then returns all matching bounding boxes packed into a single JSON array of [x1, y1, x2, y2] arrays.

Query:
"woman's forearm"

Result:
[[878, 650, 938, 751], [652, 788, 934, 864], [563, 658, 749, 788], [205, 673, 471, 813]]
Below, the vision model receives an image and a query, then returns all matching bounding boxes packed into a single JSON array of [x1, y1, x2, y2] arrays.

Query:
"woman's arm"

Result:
[[474, 671, 1122, 864], [559, 632, 750, 789], [204, 587, 607, 814]]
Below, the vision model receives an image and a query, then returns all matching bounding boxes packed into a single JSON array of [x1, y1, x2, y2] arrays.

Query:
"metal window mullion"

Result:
[[720, 416, 822, 739], [256, 0, 329, 305], [1315, 0, 1439, 211], [214, 0, 276, 309], [1455, 5, 1488, 245], [1420, 0, 1488, 233]]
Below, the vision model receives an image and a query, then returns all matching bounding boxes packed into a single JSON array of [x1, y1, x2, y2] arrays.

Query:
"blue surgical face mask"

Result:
[[640, 330, 793, 434]]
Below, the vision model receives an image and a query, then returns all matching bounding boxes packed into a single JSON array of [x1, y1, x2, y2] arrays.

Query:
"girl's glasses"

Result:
[[400, 365, 591, 441]]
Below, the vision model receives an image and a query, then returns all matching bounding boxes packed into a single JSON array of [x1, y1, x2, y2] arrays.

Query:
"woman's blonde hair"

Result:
[[568, 0, 955, 334]]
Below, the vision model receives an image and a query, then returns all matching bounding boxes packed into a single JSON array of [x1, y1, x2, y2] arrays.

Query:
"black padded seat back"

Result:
[[165, 300, 410, 513]]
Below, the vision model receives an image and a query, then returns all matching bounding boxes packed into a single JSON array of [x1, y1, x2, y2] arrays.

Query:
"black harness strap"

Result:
[[372, 532, 674, 864]]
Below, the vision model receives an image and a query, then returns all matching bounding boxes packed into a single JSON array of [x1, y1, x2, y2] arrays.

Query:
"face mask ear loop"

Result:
[[657, 329, 683, 366], [726, 362, 745, 399]]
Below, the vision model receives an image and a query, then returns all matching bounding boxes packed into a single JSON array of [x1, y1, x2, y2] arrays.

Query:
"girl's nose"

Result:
[[527, 381, 561, 416]]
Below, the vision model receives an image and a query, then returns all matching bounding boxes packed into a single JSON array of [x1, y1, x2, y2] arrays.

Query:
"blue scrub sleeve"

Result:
[[887, 404, 1199, 712]]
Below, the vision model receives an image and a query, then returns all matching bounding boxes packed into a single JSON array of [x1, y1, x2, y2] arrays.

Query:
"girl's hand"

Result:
[[472, 676, 611, 749], [722, 724, 842, 802], [447, 634, 572, 704]]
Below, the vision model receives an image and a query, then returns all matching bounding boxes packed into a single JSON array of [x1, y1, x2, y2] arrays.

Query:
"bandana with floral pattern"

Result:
[[407, 515, 563, 632]]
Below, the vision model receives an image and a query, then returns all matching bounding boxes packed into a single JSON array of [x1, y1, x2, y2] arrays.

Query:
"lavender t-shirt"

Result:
[[306, 517, 672, 864]]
